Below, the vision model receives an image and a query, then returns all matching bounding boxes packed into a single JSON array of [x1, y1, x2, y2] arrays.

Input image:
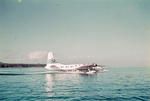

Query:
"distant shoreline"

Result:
[[0, 62, 46, 68]]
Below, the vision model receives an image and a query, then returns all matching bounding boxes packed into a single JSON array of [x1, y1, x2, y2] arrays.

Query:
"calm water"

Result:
[[0, 67, 150, 101]]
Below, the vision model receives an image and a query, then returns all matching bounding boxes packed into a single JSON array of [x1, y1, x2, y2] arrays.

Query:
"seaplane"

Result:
[[45, 52, 105, 74]]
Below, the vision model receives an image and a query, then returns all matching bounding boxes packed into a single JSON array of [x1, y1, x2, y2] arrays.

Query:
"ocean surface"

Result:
[[0, 67, 150, 101]]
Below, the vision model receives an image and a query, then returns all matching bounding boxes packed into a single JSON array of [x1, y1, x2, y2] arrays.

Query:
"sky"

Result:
[[0, 0, 150, 67]]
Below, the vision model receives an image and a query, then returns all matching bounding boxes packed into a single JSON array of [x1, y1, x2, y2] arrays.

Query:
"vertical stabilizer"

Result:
[[47, 52, 56, 64]]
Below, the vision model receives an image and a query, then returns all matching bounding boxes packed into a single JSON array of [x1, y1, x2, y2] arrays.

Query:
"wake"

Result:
[[0, 70, 108, 76]]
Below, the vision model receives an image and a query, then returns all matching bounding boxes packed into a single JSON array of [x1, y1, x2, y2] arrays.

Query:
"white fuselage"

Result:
[[45, 63, 85, 71], [45, 63, 103, 72]]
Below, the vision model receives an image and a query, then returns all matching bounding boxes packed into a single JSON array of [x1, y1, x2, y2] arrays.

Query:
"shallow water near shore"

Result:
[[0, 67, 150, 101]]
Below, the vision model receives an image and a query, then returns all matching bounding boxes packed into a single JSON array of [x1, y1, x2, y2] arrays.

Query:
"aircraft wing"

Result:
[[77, 64, 97, 70]]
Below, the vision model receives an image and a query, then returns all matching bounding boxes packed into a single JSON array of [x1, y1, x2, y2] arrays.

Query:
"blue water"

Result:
[[0, 67, 150, 101]]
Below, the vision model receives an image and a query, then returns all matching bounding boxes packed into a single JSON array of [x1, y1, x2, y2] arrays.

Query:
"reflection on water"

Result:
[[45, 74, 54, 96], [45, 73, 81, 97]]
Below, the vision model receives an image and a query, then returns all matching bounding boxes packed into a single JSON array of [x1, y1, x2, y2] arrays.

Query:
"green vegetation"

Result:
[[0, 62, 45, 67]]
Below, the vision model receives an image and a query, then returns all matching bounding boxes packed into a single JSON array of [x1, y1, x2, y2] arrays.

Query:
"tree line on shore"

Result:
[[0, 62, 46, 67]]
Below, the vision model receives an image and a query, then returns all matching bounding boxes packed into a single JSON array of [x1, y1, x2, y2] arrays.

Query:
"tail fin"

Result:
[[47, 52, 56, 64]]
